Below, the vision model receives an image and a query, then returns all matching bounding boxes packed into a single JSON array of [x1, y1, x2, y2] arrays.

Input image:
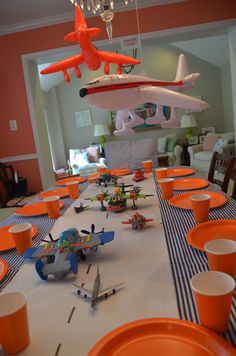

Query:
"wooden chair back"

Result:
[[208, 149, 235, 193], [0, 162, 15, 202]]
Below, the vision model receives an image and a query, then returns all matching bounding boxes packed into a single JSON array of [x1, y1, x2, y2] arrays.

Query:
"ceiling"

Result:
[[0, 0, 184, 35]]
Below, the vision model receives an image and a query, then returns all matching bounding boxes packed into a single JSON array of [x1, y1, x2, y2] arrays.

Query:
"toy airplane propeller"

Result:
[[79, 54, 209, 134], [73, 266, 124, 308], [40, 4, 140, 82], [122, 212, 153, 230], [24, 226, 114, 280]]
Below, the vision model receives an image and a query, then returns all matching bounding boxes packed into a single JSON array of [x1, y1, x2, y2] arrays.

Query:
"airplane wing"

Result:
[[40, 54, 84, 78], [140, 86, 209, 111], [98, 51, 141, 65], [24, 245, 56, 259], [97, 282, 125, 298]]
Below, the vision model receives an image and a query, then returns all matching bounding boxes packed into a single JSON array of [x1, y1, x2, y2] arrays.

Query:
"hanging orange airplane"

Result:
[[40, 4, 141, 82]]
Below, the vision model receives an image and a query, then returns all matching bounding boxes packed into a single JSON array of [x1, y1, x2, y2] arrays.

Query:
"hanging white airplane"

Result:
[[73, 266, 124, 308], [79, 54, 209, 135]]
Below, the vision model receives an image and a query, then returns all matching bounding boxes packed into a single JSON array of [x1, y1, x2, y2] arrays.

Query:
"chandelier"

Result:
[[70, 0, 133, 41]]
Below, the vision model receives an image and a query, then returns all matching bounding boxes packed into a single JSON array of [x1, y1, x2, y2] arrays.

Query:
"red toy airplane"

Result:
[[122, 212, 153, 230], [40, 4, 141, 82]]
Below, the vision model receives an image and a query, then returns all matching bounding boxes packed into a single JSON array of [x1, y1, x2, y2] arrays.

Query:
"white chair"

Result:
[[69, 146, 107, 176], [188, 132, 235, 172]]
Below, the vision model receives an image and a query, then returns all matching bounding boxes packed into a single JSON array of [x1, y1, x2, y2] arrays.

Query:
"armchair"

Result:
[[188, 132, 235, 172], [157, 134, 183, 166], [69, 146, 107, 176]]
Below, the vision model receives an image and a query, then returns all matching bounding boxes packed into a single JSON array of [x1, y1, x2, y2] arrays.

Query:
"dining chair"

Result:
[[207, 149, 235, 193], [0, 162, 28, 207]]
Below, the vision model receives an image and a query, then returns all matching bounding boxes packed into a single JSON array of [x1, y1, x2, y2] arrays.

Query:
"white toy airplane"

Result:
[[79, 54, 209, 135], [73, 267, 124, 308]]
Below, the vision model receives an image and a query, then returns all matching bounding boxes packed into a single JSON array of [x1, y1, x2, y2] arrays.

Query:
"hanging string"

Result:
[[121, 0, 143, 74]]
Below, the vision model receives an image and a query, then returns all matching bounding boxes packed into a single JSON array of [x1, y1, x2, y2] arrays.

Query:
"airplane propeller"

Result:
[[81, 224, 105, 235]]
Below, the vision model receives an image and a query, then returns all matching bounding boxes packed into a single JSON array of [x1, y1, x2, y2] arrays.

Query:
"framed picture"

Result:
[[199, 135, 206, 144], [75, 109, 92, 127], [201, 126, 215, 134], [188, 136, 198, 145]]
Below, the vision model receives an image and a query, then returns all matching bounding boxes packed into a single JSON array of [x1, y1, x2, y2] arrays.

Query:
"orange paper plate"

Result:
[[167, 168, 195, 177], [169, 191, 227, 209], [187, 220, 236, 251], [55, 176, 86, 186], [15, 201, 64, 217], [174, 178, 209, 191], [0, 224, 38, 251], [37, 187, 69, 199], [89, 318, 235, 356], [0, 259, 8, 282], [109, 168, 131, 176]]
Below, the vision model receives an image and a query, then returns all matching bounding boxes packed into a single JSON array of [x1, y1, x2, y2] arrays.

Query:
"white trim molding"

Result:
[[0, 153, 38, 163]]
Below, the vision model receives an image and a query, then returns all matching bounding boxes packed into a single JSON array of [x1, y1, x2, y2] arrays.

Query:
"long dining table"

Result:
[[0, 170, 236, 355]]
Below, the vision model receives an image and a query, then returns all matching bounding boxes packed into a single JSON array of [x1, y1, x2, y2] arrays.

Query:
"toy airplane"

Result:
[[24, 226, 114, 280], [94, 173, 119, 187], [73, 266, 124, 308], [122, 212, 153, 230], [133, 169, 146, 182], [85, 190, 110, 211], [40, 4, 140, 82], [74, 202, 89, 213], [79, 54, 209, 134]]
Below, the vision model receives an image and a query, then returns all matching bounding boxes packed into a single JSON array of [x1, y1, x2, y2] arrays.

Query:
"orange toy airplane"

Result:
[[40, 4, 141, 82]]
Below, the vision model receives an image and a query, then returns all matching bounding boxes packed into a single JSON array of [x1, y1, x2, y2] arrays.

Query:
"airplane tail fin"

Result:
[[175, 53, 201, 85], [175, 54, 189, 81], [75, 3, 87, 29]]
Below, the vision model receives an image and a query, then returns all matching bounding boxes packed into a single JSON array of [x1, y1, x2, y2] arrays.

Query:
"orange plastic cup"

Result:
[[8, 223, 32, 255], [43, 195, 60, 219], [66, 181, 79, 199], [97, 167, 107, 174], [205, 239, 236, 277], [190, 271, 235, 333], [142, 160, 153, 173], [190, 194, 211, 223], [158, 178, 174, 200], [155, 168, 167, 179], [0, 292, 30, 354]]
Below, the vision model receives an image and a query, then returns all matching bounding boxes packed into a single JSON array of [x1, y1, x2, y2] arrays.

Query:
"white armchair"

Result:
[[69, 146, 107, 176], [188, 132, 235, 172]]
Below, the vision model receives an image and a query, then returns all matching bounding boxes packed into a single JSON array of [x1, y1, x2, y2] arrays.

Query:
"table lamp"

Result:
[[94, 124, 110, 151], [181, 115, 197, 139]]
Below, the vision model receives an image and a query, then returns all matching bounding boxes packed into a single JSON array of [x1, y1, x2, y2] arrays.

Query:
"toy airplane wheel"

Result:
[[35, 259, 48, 280]]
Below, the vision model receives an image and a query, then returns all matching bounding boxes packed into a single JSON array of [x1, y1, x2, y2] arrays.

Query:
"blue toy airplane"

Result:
[[24, 225, 114, 280]]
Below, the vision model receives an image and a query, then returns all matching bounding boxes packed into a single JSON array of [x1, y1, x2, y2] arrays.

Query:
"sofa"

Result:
[[104, 135, 183, 170], [104, 137, 157, 170], [188, 131, 235, 172], [69, 146, 107, 176], [157, 133, 183, 166]]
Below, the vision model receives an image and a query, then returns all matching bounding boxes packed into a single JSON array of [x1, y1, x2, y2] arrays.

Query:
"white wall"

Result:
[[229, 26, 236, 147], [44, 43, 228, 158]]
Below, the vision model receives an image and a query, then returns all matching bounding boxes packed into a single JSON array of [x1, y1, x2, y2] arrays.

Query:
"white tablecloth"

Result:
[[2, 174, 178, 356]]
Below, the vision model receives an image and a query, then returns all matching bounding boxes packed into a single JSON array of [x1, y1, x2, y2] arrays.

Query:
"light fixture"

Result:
[[69, 0, 134, 41], [94, 124, 110, 151], [181, 115, 197, 139]]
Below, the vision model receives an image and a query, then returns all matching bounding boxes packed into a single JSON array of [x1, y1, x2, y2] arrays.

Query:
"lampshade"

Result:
[[94, 124, 110, 137], [181, 115, 197, 128]]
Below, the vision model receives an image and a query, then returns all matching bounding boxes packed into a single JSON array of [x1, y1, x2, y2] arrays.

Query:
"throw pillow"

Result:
[[214, 138, 228, 153], [74, 152, 89, 167], [202, 136, 219, 151], [87, 146, 100, 163], [157, 137, 166, 152], [166, 136, 178, 152]]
